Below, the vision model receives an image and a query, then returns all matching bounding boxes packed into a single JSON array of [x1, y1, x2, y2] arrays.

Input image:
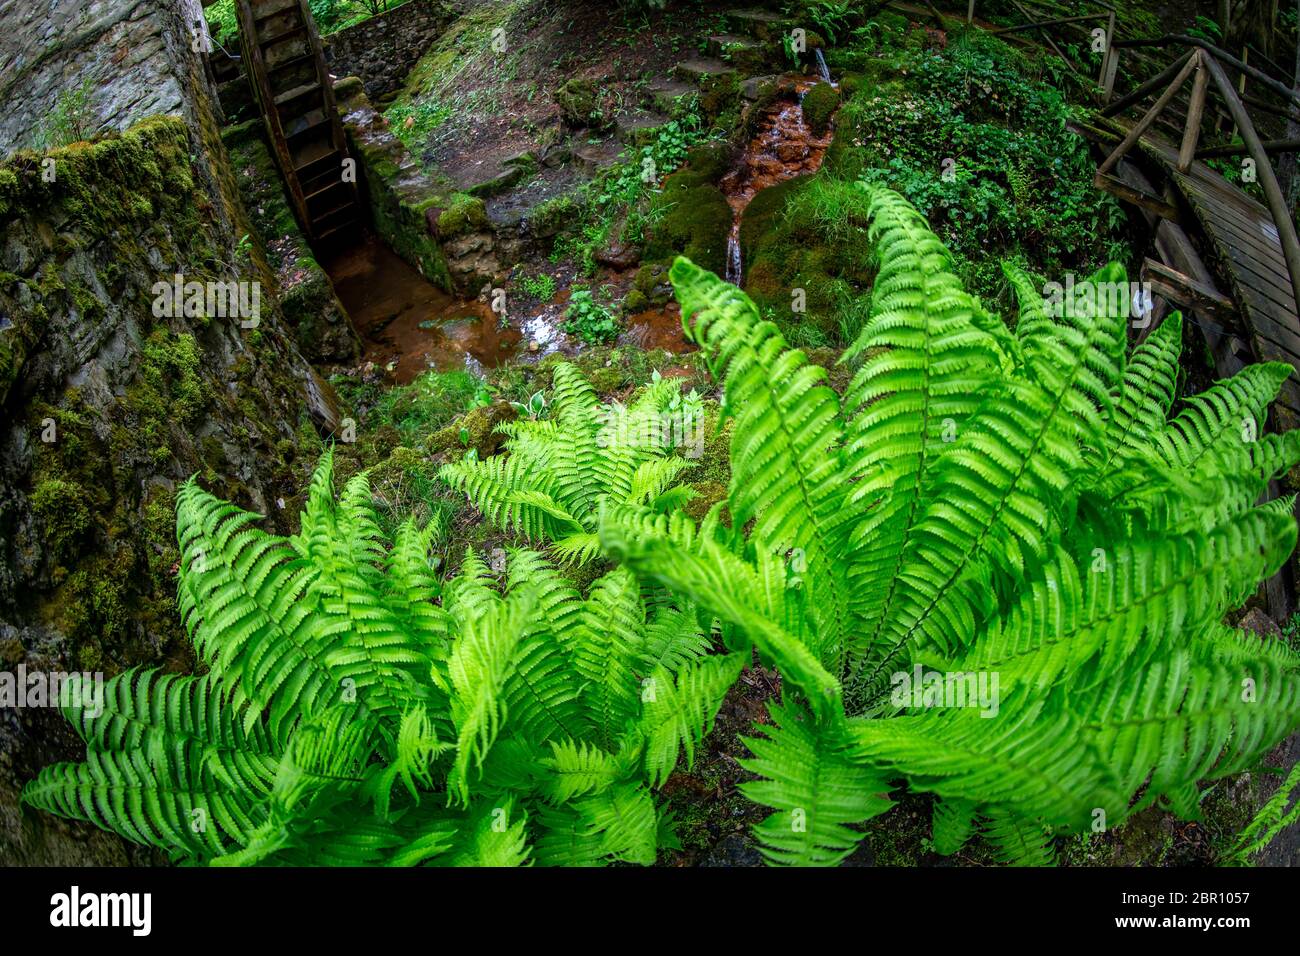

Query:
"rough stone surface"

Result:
[[0, 0, 198, 156], [323, 1, 455, 102], [336, 80, 498, 294], [0, 3, 334, 865]]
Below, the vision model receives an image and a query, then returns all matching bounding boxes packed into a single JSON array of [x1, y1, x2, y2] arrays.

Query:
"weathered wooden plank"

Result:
[[1215, 243, 1298, 310]]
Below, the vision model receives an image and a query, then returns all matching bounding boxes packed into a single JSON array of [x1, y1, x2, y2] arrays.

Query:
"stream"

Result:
[[720, 76, 835, 286], [324, 72, 836, 379]]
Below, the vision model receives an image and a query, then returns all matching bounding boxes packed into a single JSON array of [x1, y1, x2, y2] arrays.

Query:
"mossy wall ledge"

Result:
[[336, 79, 502, 295], [0, 115, 327, 774]]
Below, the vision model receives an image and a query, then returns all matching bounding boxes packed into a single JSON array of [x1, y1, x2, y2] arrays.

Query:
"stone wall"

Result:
[[335, 78, 500, 295], [0, 0, 207, 156], [323, 0, 455, 102], [0, 0, 337, 866]]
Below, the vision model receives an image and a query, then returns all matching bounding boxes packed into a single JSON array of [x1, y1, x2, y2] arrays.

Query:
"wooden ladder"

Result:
[[235, 0, 362, 244]]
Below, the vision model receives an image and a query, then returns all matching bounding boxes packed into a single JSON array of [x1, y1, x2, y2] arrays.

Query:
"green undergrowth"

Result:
[[552, 105, 721, 277]]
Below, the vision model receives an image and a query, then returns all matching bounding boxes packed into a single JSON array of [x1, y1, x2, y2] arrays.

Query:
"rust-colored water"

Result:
[[719, 78, 835, 285], [323, 236, 521, 384], [624, 303, 691, 352]]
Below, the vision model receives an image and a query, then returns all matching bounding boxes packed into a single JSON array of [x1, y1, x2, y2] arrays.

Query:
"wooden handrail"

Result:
[[1097, 50, 1201, 178], [1196, 137, 1300, 159], [1203, 53, 1300, 319], [1100, 49, 1193, 117], [1114, 34, 1300, 108]]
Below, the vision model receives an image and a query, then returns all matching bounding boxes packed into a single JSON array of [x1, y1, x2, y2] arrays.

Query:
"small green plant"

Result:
[[31, 78, 98, 151], [518, 272, 557, 302], [1186, 15, 1223, 42], [372, 370, 487, 445], [1225, 762, 1300, 864], [564, 290, 620, 345], [510, 390, 547, 421], [442, 363, 697, 564]]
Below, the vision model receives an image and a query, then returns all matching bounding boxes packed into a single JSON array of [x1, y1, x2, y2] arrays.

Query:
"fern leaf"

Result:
[[740, 700, 892, 866]]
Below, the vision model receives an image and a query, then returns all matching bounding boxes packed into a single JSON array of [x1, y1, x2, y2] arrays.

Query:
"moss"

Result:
[[437, 193, 489, 239], [684, 479, 726, 523], [643, 171, 733, 276], [364, 445, 445, 531], [685, 141, 732, 182], [30, 478, 92, 560], [0, 166, 18, 218], [739, 174, 875, 342], [801, 82, 840, 136], [623, 289, 649, 313], [427, 402, 517, 459], [555, 78, 601, 127], [530, 191, 584, 238]]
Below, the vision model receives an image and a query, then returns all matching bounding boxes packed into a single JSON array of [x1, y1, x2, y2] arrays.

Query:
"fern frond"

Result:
[[740, 701, 892, 866], [637, 652, 746, 787], [672, 255, 858, 670], [446, 586, 536, 805]]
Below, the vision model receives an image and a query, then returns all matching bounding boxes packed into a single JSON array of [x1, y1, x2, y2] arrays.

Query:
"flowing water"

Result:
[[719, 78, 836, 287], [815, 47, 832, 84], [323, 70, 839, 376]]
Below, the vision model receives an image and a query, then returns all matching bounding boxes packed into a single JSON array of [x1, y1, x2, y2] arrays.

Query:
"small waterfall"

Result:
[[814, 48, 832, 83], [725, 229, 743, 286], [718, 85, 836, 289]]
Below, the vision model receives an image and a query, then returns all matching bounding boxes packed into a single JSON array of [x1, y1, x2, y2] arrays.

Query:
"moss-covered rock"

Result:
[[556, 78, 602, 128], [437, 193, 489, 239], [221, 123, 360, 363], [739, 174, 875, 342], [801, 81, 840, 136], [0, 114, 325, 697], [685, 141, 733, 183], [643, 170, 733, 277], [427, 401, 518, 459]]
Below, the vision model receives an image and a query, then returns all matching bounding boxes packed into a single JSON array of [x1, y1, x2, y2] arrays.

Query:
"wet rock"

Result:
[[539, 142, 572, 168], [1237, 607, 1283, 639], [595, 242, 640, 270], [702, 831, 764, 867], [742, 74, 780, 101]]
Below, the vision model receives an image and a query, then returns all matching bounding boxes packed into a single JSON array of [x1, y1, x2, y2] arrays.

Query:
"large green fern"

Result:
[[23, 450, 740, 866], [600, 184, 1300, 865]]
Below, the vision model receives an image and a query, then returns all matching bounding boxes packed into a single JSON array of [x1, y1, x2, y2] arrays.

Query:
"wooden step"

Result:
[[259, 19, 305, 47], [295, 149, 343, 180], [311, 202, 359, 235], [314, 220, 361, 244], [263, 41, 310, 71], [253, 0, 299, 21], [274, 82, 322, 109], [304, 179, 349, 215], [300, 166, 344, 197], [284, 108, 328, 139]]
